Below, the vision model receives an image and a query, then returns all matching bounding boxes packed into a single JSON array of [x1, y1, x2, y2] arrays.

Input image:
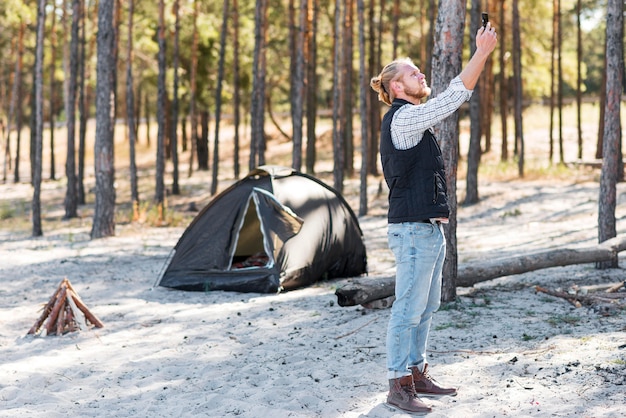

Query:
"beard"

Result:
[[404, 84, 431, 101]]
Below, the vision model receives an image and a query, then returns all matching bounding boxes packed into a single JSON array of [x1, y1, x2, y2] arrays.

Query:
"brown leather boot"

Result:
[[411, 364, 458, 397], [386, 375, 432, 414]]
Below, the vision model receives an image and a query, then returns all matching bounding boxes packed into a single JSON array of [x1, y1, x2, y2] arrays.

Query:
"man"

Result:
[[369, 22, 498, 414]]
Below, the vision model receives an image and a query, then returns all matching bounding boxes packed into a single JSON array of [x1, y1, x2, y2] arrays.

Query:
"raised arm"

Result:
[[458, 23, 498, 90]]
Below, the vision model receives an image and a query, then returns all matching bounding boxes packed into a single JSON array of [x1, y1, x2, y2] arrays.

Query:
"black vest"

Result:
[[380, 99, 450, 223]]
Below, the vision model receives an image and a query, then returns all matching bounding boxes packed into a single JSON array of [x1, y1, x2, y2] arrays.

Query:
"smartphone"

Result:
[[482, 12, 489, 29]]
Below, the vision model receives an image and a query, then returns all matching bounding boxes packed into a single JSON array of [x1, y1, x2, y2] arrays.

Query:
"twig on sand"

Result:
[[430, 345, 556, 357], [335, 317, 379, 339], [535, 284, 626, 311]]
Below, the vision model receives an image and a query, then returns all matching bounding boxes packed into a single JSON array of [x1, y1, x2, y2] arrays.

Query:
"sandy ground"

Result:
[[1, 174, 625, 417]]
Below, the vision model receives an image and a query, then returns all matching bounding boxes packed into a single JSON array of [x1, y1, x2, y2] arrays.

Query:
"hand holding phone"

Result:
[[482, 12, 489, 29]]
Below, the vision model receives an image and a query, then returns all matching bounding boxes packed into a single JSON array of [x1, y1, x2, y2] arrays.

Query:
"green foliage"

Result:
[[501, 208, 522, 218], [0, 0, 614, 125], [547, 314, 582, 327], [2, 0, 34, 27], [0, 200, 29, 231], [0, 203, 15, 221]]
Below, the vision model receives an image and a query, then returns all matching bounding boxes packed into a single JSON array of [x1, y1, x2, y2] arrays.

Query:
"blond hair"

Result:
[[370, 57, 414, 106]]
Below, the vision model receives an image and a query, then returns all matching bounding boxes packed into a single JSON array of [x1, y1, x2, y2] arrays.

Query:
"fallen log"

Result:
[[335, 235, 626, 307], [335, 277, 395, 307], [457, 235, 626, 287]]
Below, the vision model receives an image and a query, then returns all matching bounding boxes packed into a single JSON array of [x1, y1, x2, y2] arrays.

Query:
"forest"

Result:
[[0, 1, 624, 288], [2, 4, 626, 415]]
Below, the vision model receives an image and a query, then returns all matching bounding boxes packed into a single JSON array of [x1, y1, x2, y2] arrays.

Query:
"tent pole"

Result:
[[152, 249, 176, 290]]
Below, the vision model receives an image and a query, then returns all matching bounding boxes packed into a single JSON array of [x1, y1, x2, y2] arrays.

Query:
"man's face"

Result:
[[398, 64, 431, 101]]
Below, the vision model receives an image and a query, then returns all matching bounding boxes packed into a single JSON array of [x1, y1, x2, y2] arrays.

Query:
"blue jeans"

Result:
[[386, 221, 446, 379]]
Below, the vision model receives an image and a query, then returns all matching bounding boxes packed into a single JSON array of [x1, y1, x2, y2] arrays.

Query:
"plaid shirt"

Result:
[[391, 76, 473, 150]]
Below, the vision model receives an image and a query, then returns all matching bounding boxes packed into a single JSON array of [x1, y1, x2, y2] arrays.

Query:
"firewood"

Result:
[[65, 305, 78, 333], [28, 277, 104, 337], [66, 291, 88, 330], [27, 278, 66, 335], [67, 288, 104, 328], [44, 285, 67, 335]]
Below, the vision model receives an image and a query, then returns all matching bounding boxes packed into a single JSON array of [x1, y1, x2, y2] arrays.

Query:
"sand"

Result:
[[1, 176, 625, 418]]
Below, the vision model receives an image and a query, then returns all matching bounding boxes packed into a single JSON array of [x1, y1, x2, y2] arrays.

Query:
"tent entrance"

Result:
[[229, 193, 271, 270], [228, 188, 303, 271]]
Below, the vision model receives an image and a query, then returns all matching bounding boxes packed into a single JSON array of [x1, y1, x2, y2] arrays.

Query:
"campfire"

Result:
[[28, 277, 104, 337]]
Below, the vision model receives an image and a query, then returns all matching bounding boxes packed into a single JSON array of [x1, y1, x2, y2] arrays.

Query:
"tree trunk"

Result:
[[180, 111, 186, 153], [155, 0, 166, 222], [30, 69, 36, 185], [145, 92, 151, 147], [171, 0, 180, 195], [2, 40, 12, 181], [481, 2, 495, 153], [576, 0, 583, 160], [426, 0, 436, 80], [366, 0, 380, 176], [32, 0, 46, 237], [5, 22, 24, 183], [49, 2, 57, 181], [332, 0, 344, 193], [61, 0, 70, 173], [512, 0, 524, 177], [342, 0, 354, 177], [289, 0, 301, 172], [498, 0, 507, 162], [597, 0, 624, 269], [77, 0, 87, 205], [357, 0, 368, 217], [292, 0, 306, 172], [233, 0, 241, 179], [305, 0, 318, 175], [549, 0, 557, 163], [188, 0, 198, 177], [557, 0, 564, 164], [64, 0, 80, 220], [198, 110, 209, 170], [212, 0, 230, 196], [431, 0, 466, 303], [13, 22, 25, 183], [391, 0, 400, 58], [91, 0, 116, 239], [250, 0, 268, 170], [112, 0, 121, 140], [595, 45, 607, 160], [127, 0, 139, 219], [465, 0, 482, 206]]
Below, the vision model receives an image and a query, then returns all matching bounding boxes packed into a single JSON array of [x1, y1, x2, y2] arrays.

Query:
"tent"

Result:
[[156, 166, 367, 293]]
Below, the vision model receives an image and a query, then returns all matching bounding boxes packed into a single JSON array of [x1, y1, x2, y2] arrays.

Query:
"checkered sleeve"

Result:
[[391, 77, 473, 150]]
